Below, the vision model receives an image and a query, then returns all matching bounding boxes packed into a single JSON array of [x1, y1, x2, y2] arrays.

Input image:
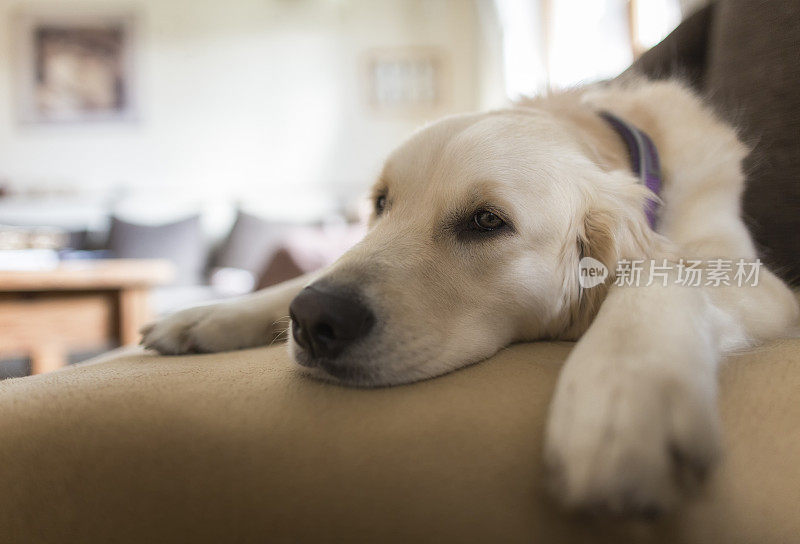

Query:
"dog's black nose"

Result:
[[289, 284, 375, 360]]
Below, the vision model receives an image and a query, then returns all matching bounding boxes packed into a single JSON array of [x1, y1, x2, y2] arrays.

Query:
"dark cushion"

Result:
[[257, 247, 305, 289], [213, 210, 288, 277], [629, 0, 800, 286], [108, 216, 205, 286], [64, 229, 90, 250]]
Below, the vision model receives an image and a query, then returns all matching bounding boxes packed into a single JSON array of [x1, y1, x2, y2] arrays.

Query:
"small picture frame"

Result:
[[13, 7, 139, 124], [364, 48, 446, 115]]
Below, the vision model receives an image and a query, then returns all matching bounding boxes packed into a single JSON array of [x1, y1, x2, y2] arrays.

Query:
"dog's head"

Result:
[[289, 108, 658, 386]]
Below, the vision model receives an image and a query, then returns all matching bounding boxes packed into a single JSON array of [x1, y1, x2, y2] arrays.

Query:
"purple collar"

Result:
[[599, 111, 662, 229]]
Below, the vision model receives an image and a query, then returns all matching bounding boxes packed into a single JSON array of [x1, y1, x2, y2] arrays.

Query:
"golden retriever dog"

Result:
[[142, 78, 799, 516]]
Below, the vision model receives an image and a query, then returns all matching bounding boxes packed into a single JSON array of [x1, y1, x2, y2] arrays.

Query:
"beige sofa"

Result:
[[1, 334, 799, 543]]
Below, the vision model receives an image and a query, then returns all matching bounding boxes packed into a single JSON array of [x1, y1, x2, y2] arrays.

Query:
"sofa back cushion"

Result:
[[630, 0, 800, 285], [108, 215, 205, 286], [213, 210, 289, 277]]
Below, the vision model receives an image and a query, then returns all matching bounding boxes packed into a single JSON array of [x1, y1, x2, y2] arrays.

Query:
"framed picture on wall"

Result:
[[13, 8, 139, 124], [363, 48, 447, 116]]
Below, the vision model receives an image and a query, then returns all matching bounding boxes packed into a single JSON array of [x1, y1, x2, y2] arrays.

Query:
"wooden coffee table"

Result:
[[0, 259, 174, 374]]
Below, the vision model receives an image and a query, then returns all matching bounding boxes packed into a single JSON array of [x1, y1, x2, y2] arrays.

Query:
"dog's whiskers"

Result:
[[269, 316, 292, 345]]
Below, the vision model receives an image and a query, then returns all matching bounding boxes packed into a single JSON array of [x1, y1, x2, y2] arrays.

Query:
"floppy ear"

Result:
[[558, 171, 663, 338], [578, 207, 618, 275]]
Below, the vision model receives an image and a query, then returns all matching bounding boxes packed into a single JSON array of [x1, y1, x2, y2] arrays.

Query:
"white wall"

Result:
[[0, 0, 484, 227]]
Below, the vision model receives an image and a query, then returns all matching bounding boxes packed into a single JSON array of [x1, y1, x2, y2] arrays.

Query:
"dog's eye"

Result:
[[375, 195, 387, 214], [473, 210, 505, 231]]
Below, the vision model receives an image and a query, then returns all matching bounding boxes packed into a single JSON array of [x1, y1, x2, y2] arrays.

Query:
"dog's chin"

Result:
[[288, 334, 497, 388], [289, 342, 383, 387], [289, 341, 437, 388]]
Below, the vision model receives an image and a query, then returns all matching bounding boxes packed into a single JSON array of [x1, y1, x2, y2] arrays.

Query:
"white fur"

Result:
[[143, 79, 799, 516]]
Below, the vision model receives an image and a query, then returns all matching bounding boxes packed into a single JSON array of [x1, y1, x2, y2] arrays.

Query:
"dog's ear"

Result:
[[561, 207, 617, 339], [580, 170, 661, 273], [577, 207, 617, 271], [559, 171, 662, 337]]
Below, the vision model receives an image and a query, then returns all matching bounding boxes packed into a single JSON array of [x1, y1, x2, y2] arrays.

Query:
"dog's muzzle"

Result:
[[289, 282, 375, 365]]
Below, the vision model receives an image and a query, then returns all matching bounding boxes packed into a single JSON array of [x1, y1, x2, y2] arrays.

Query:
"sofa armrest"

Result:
[[1, 339, 799, 542]]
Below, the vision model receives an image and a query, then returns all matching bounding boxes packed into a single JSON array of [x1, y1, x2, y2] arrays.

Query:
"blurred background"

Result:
[[0, 0, 694, 377]]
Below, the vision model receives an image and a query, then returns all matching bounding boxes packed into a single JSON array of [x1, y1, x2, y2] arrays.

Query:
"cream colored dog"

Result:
[[143, 78, 799, 516]]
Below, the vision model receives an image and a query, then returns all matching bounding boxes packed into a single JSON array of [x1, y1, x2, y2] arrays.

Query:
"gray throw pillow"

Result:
[[108, 215, 205, 286], [214, 210, 288, 277]]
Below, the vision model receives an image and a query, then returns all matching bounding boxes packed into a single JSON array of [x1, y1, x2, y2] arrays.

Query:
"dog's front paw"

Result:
[[543, 355, 721, 518], [141, 302, 288, 355]]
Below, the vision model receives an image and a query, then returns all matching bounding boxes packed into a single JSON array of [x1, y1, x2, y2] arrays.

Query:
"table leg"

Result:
[[29, 345, 68, 375], [118, 287, 151, 345]]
